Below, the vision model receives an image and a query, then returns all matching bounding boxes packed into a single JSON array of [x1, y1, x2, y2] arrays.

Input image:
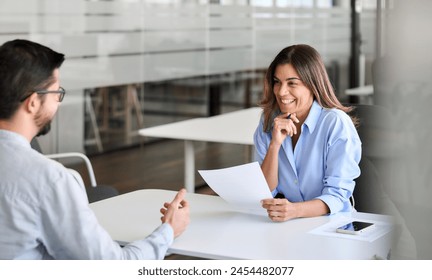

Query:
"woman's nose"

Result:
[[278, 83, 289, 95]]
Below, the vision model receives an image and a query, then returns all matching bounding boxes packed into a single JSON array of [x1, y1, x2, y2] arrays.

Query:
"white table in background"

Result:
[[345, 85, 374, 104], [138, 107, 262, 192], [345, 84, 374, 96], [90, 189, 395, 260]]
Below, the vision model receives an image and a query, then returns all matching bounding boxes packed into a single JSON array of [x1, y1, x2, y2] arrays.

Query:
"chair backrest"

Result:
[[30, 138, 97, 186], [353, 156, 387, 213], [30, 137, 42, 153], [349, 103, 394, 133], [348, 104, 396, 162], [30, 137, 119, 203]]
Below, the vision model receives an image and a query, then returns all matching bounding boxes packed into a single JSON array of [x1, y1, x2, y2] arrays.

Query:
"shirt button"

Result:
[[294, 179, 298, 184]]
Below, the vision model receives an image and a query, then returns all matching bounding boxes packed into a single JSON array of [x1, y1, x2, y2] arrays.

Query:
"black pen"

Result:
[[286, 113, 291, 120]]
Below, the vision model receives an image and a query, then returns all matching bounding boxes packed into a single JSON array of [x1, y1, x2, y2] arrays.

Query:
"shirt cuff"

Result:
[[159, 223, 174, 246], [317, 194, 343, 214]]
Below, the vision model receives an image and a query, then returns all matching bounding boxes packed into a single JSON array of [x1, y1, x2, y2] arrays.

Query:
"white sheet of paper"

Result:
[[198, 162, 273, 214]]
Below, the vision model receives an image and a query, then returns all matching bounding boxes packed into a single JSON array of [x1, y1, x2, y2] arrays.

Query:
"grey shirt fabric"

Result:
[[0, 129, 173, 259]]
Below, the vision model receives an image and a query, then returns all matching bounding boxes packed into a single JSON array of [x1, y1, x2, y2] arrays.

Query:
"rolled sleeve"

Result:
[[320, 130, 362, 213]]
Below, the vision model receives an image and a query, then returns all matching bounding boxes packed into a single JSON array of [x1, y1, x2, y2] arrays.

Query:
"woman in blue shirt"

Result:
[[254, 44, 361, 222]]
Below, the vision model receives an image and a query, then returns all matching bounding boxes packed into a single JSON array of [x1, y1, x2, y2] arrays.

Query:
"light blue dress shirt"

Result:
[[254, 101, 361, 213], [0, 129, 173, 260]]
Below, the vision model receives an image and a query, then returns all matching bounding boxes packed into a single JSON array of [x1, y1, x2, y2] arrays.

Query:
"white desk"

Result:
[[345, 85, 374, 105], [138, 107, 262, 192], [90, 189, 395, 260], [345, 85, 374, 96]]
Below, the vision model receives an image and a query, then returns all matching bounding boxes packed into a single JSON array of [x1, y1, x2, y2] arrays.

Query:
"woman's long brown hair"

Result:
[[259, 44, 357, 132]]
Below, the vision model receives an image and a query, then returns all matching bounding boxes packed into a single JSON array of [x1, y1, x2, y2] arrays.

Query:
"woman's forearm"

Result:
[[294, 199, 330, 218]]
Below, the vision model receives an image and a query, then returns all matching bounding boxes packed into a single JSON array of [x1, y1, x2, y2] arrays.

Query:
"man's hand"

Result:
[[160, 188, 190, 237]]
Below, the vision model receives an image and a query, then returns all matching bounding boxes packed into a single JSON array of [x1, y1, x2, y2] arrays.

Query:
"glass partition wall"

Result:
[[0, 0, 379, 154]]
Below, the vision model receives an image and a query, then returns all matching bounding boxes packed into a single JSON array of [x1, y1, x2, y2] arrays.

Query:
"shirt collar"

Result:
[[0, 129, 31, 149], [303, 100, 322, 134]]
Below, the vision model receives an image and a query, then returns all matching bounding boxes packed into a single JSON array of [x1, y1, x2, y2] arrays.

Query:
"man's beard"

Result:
[[36, 121, 51, 137], [34, 101, 56, 138]]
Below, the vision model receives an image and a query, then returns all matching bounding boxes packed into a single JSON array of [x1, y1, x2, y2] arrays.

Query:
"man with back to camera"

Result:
[[0, 39, 190, 259]]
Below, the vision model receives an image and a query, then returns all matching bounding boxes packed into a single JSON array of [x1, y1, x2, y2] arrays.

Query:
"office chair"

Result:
[[30, 138, 119, 203], [349, 103, 395, 158], [352, 156, 387, 214], [348, 103, 401, 194]]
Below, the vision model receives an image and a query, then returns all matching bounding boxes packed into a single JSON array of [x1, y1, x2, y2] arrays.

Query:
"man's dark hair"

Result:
[[0, 39, 65, 119]]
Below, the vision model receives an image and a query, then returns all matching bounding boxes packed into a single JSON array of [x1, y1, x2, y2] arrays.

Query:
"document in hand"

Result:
[[198, 162, 273, 214]]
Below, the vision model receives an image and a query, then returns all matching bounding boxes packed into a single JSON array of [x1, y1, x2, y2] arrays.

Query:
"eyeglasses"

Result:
[[20, 87, 66, 102]]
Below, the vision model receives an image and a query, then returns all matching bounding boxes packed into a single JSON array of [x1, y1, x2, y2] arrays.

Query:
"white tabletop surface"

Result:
[[90, 189, 395, 260], [345, 85, 374, 96], [138, 107, 262, 145]]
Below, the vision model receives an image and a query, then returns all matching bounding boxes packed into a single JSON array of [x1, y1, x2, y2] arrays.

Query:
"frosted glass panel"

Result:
[[0, 1, 377, 153]]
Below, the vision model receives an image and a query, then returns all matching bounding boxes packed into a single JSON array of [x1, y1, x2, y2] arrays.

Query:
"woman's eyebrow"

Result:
[[273, 76, 300, 80], [286, 77, 301, 81]]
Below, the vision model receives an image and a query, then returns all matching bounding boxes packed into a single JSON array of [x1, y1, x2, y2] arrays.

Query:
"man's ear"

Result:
[[23, 92, 40, 114]]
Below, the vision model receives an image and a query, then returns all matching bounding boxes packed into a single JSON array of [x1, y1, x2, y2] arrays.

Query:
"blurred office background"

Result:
[[1, 0, 431, 259], [0, 0, 381, 154]]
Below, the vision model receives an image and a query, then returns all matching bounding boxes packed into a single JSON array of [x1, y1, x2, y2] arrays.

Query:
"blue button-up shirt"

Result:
[[0, 129, 173, 259], [254, 101, 361, 213]]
